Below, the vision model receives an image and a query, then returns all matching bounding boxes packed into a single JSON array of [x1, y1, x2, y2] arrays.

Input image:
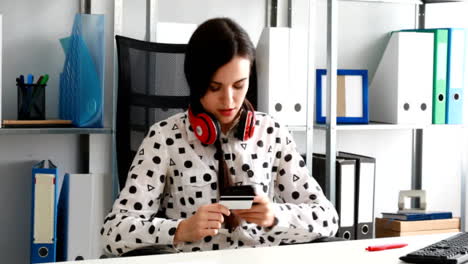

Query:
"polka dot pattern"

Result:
[[101, 111, 339, 255]]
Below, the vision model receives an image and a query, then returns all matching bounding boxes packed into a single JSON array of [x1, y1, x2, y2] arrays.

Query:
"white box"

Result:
[[58, 173, 108, 260], [256, 27, 308, 126], [370, 32, 434, 124]]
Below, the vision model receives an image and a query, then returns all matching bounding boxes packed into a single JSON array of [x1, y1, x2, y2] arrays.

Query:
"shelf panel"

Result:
[[314, 122, 465, 131], [0, 127, 113, 135], [285, 125, 307, 132], [339, 0, 423, 4]]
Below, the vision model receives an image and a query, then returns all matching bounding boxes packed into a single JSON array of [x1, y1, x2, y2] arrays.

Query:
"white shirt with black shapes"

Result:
[[101, 111, 339, 255]]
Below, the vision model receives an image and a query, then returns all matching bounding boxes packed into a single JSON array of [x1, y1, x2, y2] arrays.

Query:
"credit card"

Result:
[[219, 185, 255, 209]]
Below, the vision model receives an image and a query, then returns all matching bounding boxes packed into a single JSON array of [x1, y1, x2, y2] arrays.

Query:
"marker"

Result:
[[40, 74, 49, 85], [366, 243, 408, 251]]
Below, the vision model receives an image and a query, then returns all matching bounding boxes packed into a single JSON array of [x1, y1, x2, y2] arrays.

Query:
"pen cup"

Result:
[[17, 83, 46, 120]]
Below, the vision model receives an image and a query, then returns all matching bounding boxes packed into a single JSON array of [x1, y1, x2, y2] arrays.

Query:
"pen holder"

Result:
[[17, 83, 46, 120]]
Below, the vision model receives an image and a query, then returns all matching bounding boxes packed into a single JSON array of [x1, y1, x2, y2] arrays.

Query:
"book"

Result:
[[381, 211, 453, 221], [376, 217, 460, 232], [375, 217, 460, 238]]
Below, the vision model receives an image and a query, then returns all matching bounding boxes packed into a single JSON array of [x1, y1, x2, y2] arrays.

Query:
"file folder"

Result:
[[370, 31, 434, 124], [57, 173, 107, 261], [256, 27, 308, 126], [31, 160, 58, 264], [445, 28, 466, 124], [401, 29, 448, 124], [338, 152, 376, 240], [313, 153, 356, 240]]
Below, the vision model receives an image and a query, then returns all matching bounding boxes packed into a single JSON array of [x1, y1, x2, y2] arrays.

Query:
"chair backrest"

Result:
[[115, 35, 258, 191]]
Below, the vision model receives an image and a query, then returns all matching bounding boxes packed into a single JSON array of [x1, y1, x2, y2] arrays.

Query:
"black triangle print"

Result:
[[107, 227, 112, 236], [139, 149, 144, 155], [268, 146, 272, 153], [147, 185, 155, 192], [199, 155, 203, 160], [240, 143, 247, 150], [293, 174, 300, 182], [286, 137, 292, 145], [172, 124, 179, 130], [170, 159, 176, 166]]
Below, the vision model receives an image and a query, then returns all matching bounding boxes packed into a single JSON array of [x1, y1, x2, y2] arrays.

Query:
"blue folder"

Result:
[[30, 160, 58, 264], [445, 28, 466, 124], [381, 211, 452, 221]]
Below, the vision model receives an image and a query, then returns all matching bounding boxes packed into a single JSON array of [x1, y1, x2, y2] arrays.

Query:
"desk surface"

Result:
[[54, 233, 456, 264]]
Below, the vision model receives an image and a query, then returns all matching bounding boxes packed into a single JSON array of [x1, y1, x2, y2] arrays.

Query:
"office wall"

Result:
[[119, 0, 266, 46]]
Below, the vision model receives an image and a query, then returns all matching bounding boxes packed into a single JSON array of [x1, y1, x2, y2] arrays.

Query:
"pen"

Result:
[[366, 243, 408, 251]]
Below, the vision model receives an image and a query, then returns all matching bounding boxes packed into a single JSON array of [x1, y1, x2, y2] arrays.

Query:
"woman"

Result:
[[102, 17, 338, 255]]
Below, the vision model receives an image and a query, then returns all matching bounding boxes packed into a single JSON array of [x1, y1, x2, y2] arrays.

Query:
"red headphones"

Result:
[[188, 100, 256, 145]]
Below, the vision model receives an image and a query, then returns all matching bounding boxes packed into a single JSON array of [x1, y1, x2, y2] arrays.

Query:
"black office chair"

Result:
[[115, 35, 190, 191]]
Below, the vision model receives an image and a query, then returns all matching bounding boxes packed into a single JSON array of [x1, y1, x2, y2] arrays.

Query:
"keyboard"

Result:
[[400, 233, 468, 264]]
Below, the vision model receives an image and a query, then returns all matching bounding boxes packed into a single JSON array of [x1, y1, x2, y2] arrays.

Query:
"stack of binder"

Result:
[[256, 27, 308, 127], [375, 217, 460, 238], [370, 28, 467, 125], [312, 152, 376, 240]]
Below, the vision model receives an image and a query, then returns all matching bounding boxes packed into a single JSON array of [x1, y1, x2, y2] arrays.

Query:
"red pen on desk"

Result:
[[366, 243, 408, 251]]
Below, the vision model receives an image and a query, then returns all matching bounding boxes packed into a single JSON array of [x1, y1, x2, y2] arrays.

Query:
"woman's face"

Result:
[[200, 55, 250, 132]]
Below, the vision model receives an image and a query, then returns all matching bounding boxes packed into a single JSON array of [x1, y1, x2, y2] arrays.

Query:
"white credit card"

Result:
[[219, 196, 254, 210]]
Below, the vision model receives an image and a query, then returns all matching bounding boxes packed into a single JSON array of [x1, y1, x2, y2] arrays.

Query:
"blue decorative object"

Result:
[[59, 14, 104, 128], [316, 69, 369, 124]]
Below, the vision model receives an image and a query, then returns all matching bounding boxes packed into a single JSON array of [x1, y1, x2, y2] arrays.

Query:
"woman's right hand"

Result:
[[174, 203, 230, 243]]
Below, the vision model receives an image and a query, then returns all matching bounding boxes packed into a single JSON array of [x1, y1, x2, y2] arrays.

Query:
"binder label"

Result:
[[34, 173, 56, 244]]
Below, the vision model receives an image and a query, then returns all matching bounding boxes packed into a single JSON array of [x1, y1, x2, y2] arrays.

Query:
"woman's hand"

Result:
[[174, 203, 230, 243], [232, 196, 276, 227]]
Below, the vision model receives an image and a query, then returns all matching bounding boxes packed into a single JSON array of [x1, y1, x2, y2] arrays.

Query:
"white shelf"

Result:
[[0, 127, 112, 135], [339, 0, 422, 4], [314, 122, 464, 131], [286, 125, 307, 132]]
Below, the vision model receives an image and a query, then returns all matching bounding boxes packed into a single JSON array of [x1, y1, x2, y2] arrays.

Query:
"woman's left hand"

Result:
[[232, 195, 276, 227]]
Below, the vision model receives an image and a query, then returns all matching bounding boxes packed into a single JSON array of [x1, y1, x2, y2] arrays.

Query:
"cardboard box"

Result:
[[375, 217, 460, 238]]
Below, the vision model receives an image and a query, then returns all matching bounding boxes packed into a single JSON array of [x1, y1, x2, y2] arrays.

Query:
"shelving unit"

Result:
[[319, 0, 466, 231]]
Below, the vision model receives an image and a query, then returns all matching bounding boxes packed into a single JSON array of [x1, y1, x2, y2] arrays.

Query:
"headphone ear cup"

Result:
[[246, 110, 255, 139], [188, 108, 219, 145], [235, 109, 255, 141]]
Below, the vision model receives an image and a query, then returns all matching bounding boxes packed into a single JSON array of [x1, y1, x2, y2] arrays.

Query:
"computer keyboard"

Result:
[[400, 233, 468, 264]]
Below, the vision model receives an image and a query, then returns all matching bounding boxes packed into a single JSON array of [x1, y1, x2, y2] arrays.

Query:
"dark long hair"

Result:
[[184, 17, 256, 113]]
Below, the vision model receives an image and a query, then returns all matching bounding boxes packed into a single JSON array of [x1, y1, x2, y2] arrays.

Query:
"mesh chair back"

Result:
[[116, 35, 189, 190], [115, 35, 258, 190]]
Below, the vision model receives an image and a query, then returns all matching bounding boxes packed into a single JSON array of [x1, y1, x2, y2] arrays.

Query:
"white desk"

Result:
[[54, 233, 456, 264]]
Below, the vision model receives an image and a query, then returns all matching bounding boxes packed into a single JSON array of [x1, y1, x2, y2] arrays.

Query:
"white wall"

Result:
[[119, 0, 266, 46]]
